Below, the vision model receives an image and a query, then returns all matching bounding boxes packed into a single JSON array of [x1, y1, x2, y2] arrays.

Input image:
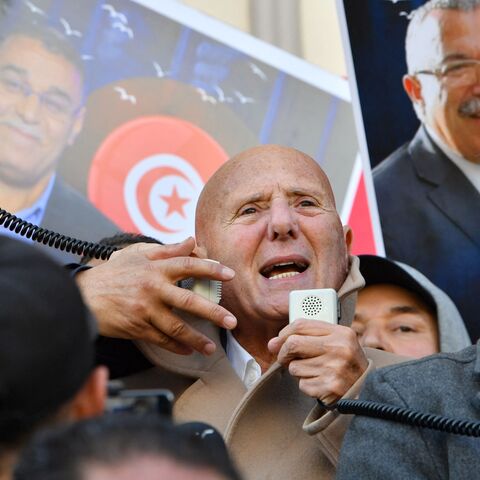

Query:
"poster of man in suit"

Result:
[[339, 0, 480, 340]]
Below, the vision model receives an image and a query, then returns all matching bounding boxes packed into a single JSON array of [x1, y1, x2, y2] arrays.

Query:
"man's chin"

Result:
[[257, 294, 290, 322], [0, 164, 48, 189]]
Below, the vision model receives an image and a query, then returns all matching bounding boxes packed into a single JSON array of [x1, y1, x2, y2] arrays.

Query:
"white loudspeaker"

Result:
[[289, 289, 338, 324]]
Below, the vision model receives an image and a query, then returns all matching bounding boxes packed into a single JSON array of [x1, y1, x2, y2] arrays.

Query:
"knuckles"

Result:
[[168, 319, 187, 338], [283, 335, 302, 356]]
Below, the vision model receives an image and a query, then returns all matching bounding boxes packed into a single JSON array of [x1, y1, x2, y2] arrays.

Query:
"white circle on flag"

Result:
[[124, 154, 204, 243]]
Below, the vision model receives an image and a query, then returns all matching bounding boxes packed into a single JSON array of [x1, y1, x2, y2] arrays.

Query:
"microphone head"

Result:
[[178, 277, 222, 304]]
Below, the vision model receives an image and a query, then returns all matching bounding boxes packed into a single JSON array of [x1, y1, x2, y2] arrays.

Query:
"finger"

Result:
[[278, 319, 337, 340], [276, 335, 326, 365], [138, 326, 194, 355], [108, 238, 196, 263], [298, 377, 341, 404], [288, 357, 327, 378], [162, 283, 237, 330], [268, 320, 337, 354], [157, 256, 235, 283], [143, 237, 196, 260], [148, 306, 218, 355]]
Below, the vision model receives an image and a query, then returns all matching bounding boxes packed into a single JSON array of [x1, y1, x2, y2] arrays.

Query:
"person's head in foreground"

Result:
[[353, 255, 471, 358], [404, 0, 480, 163], [0, 237, 107, 479], [15, 414, 241, 480]]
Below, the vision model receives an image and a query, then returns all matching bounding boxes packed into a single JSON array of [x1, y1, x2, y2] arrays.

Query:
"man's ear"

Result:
[[192, 242, 208, 259], [69, 365, 108, 420], [343, 225, 353, 255], [403, 74, 424, 106], [67, 106, 86, 146]]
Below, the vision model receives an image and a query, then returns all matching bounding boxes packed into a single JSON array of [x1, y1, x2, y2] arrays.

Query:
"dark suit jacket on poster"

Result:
[[36, 178, 119, 264], [337, 342, 480, 480], [373, 126, 480, 341]]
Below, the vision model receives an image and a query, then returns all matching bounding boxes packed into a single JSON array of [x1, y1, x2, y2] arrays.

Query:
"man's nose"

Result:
[[16, 92, 41, 124], [360, 326, 388, 352], [267, 200, 299, 241]]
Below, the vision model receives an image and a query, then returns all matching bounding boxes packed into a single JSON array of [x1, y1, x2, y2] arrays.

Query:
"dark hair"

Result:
[[0, 16, 85, 84], [0, 237, 95, 453], [79, 232, 164, 264], [15, 414, 241, 480]]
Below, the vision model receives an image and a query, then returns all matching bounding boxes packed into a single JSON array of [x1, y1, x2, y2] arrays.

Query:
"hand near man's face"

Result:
[[76, 237, 237, 356]]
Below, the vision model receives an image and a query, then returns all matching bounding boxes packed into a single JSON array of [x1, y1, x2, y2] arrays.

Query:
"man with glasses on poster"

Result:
[[0, 17, 118, 262], [373, 0, 480, 341]]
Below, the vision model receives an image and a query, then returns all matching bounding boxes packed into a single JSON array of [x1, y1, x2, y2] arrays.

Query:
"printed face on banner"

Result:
[[408, 8, 480, 163], [0, 0, 363, 255], [0, 34, 84, 189], [340, 0, 480, 340]]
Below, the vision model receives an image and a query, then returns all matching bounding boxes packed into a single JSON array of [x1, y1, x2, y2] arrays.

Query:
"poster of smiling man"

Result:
[[0, 0, 379, 265], [338, 0, 480, 340]]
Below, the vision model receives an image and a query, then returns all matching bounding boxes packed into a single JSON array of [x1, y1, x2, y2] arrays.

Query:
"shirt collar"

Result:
[[1, 174, 56, 243], [425, 126, 480, 193], [225, 330, 262, 389]]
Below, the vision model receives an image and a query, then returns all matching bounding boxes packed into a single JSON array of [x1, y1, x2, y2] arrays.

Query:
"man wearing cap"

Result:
[[0, 237, 107, 479], [353, 255, 470, 358]]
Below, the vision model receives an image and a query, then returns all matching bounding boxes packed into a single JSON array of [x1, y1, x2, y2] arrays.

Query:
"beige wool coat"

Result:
[[122, 257, 403, 479]]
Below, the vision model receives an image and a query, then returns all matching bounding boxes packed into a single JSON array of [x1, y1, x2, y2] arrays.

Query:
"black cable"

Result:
[[336, 399, 480, 437], [0, 208, 117, 260], [5, 208, 480, 437]]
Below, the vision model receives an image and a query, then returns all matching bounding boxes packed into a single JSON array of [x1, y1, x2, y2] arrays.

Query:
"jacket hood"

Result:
[[359, 255, 471, 353]]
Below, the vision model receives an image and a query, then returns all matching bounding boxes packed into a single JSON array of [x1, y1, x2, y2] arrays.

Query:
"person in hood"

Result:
[[353, 255, 470, 358]]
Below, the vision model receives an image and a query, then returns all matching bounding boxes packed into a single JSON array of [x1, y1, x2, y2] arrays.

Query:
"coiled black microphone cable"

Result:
[[0, 208, 117, 260], [320, 399, 480, 437]]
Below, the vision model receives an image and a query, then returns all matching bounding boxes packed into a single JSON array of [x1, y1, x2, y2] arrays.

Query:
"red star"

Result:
[[160, 185, 190, 218]]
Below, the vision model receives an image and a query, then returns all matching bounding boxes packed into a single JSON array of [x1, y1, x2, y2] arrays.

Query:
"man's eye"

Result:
[[240, 207, 257, 216], [298, 199, 316, 207], [0, 77, 24, 93], [42, 96, 70, 115], [444, 62, 471, 75], [397, 325, 414, 333]]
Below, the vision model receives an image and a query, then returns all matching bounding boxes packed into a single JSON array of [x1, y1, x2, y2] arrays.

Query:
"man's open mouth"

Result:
[[260, 261, 308, 280]]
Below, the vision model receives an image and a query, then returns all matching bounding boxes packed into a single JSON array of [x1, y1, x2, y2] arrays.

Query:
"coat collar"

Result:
[[410, 126, 480, 249]]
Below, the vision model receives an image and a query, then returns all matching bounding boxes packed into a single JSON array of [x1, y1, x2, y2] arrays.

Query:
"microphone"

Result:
[[177, 260, 222, 304], [178, 277, 222, 304]]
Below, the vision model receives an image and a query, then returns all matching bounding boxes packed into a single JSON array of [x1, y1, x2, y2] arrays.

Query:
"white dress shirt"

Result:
[[225, 330, 262, 389], [426, 125, 480, 194]]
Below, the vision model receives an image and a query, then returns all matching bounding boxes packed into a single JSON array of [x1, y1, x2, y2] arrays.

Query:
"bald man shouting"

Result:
[[77, 146, 400, 479]]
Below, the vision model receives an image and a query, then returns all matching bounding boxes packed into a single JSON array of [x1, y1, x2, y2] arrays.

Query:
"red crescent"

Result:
[[136, 165, 192, 234]]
